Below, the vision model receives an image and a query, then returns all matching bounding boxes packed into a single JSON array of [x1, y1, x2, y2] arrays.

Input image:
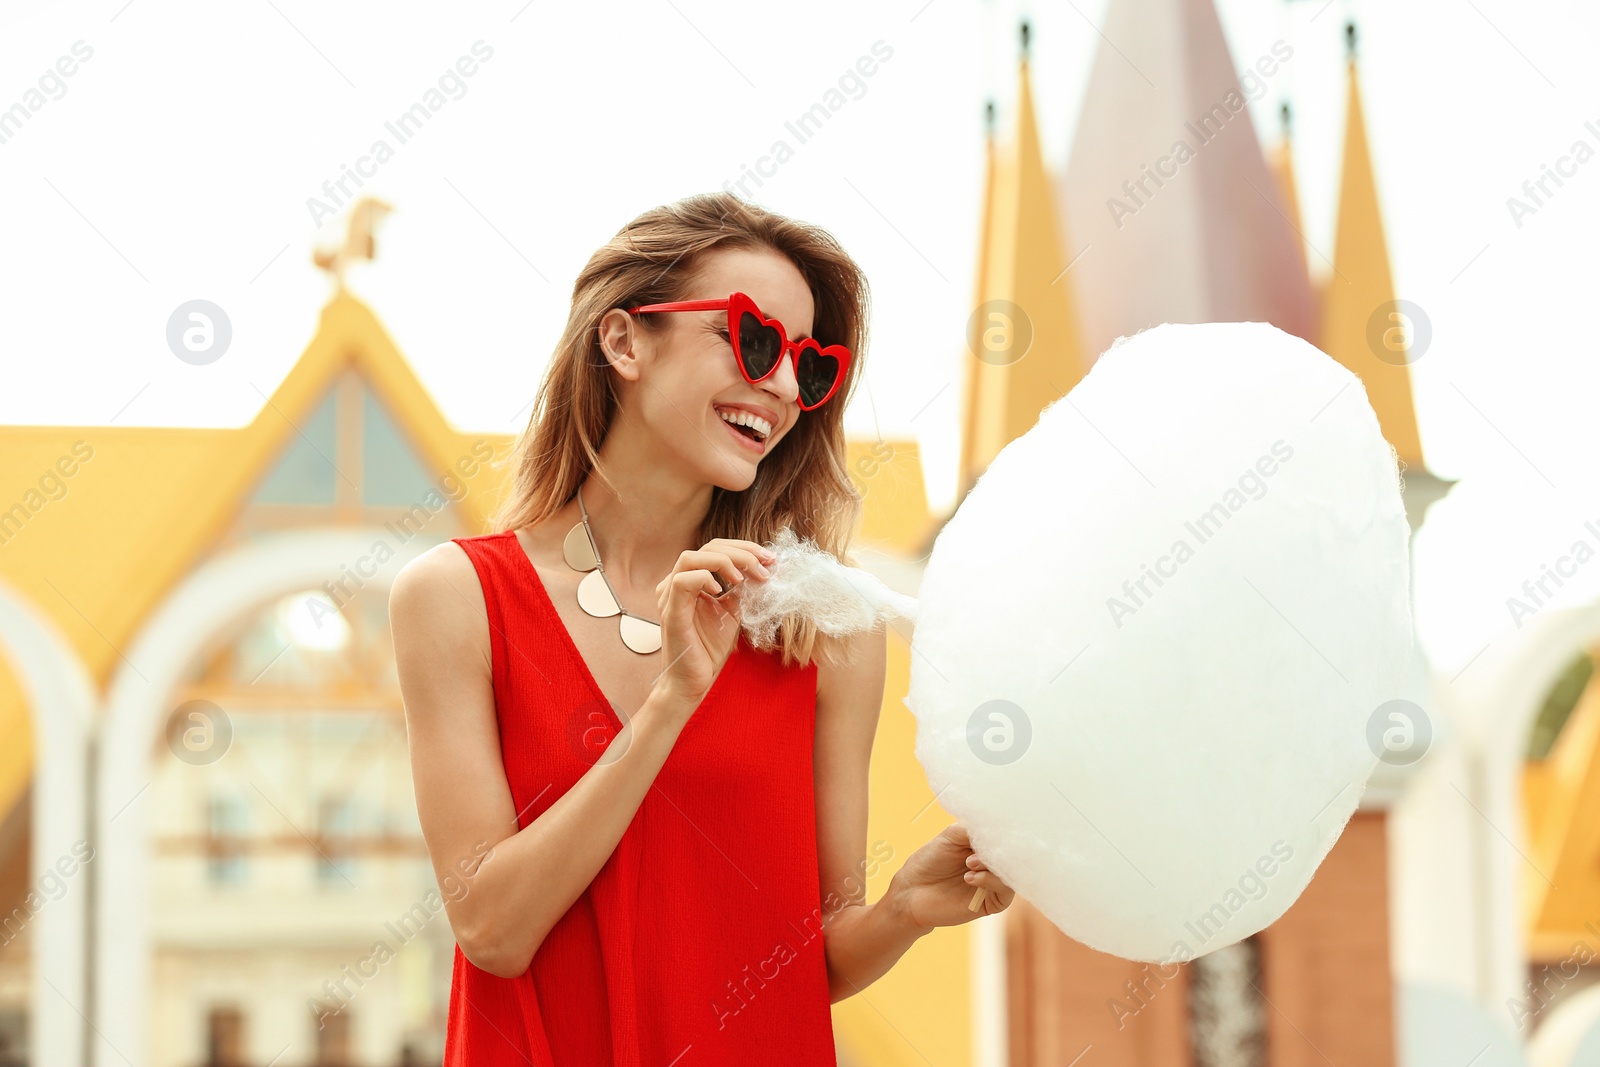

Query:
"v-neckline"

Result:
[[504, 529, 741, 729]]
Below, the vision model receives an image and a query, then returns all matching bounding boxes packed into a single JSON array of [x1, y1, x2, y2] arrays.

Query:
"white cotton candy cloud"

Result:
[[737, 527, 919, 651], [904, 321, 1413, 962]]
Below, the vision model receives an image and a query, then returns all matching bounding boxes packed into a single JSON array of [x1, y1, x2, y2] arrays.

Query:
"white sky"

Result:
[[3, 0, 1598, 678]]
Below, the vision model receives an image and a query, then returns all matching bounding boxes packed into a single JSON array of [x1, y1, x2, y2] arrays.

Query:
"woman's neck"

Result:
[[574, 461, 713, 596]]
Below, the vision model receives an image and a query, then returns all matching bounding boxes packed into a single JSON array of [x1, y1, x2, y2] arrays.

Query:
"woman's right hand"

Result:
[[653, 538, 775, 709]]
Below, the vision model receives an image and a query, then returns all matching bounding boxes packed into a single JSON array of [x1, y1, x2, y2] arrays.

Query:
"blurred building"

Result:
[[4, 6, 1600, 1067], [0, 255, 947, 1065], [0, 297, 500, 1065]]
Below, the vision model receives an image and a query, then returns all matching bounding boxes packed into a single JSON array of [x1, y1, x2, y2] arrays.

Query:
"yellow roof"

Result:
[[0, 293, 511, 689], [958, 53, 1092, 495], [1320, 58, 1427, 471], [0, 293, 518, 823]]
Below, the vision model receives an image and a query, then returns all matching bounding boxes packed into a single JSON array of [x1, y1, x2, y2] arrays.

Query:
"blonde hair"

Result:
[[490, 192, 871, 670]]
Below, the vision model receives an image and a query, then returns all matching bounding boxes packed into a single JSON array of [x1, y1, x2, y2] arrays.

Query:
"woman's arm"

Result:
[[390, 541, 699, 979], [814, 625, 1017, 1002], [812, 623, 921, 1000], [394, 534, 769, 979]]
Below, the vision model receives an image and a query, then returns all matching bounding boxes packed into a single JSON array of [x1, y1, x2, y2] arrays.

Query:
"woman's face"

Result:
[[617, 246, 817, 489]]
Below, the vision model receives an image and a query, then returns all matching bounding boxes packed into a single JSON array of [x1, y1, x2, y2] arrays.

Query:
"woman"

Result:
[[390, 191, 1014, 1065]]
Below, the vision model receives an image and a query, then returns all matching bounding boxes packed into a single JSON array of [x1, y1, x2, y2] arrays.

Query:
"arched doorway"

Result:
[[1511, 643, 1600, 1035], [0, 579, 93, 1067], [94, 528, 440, 1066], [1444, 602, 1600, 1021]]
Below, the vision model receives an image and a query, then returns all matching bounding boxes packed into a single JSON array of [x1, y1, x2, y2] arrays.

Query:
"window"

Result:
[[0, 1008, 27, 1067], [204, 1005, 246, 1067], [317, 796, 357, 886], [313, 1004, 352, 1067], [207, 794, 248, 886]]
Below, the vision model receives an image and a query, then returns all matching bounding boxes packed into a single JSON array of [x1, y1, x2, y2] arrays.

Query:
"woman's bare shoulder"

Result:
[[390, 541, 486, 636], [394, 539, 479, 592]]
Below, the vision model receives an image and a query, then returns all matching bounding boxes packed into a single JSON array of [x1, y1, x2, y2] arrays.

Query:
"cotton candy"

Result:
[[737, 527, 918, 651], [904, 321, 1413, 962]]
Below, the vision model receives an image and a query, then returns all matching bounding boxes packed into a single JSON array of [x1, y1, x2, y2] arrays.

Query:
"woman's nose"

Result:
[[760, 349, 801, 405]]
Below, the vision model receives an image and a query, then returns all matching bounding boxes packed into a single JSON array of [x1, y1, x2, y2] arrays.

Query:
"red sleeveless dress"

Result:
[[442, 531, 838, 1066]]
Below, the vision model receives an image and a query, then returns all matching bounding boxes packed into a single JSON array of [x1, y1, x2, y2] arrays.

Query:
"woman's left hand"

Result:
[[891, 822, 1015, 930]]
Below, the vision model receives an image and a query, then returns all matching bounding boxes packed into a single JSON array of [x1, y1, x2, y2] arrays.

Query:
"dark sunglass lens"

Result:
[[795, 350, 841, 408], [736, 311, 782, 378]]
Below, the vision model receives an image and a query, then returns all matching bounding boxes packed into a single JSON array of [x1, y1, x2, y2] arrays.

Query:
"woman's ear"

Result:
[[596, 308, 645, 383]]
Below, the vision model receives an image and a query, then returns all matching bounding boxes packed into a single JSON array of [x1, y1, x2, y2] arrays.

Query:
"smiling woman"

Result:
[[389, 191, 1011, 1065], [484, 196, 872, 660]]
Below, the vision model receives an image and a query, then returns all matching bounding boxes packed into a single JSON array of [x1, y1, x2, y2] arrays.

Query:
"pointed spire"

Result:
[[1059, 0, 1316, 360], [1269, 101, 1310, 284], [961, 102, 999, 497], [958, 23, 1091, 495], [1321, 25, 1426, 471]]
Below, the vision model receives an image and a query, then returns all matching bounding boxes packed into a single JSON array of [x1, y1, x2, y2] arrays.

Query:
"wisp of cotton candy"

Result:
[[736, 527, 919, 651], [902, 321, 1413, 962]]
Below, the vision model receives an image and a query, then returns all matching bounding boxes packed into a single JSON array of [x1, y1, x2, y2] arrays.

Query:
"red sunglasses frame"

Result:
[[624, 291, 851, 411]]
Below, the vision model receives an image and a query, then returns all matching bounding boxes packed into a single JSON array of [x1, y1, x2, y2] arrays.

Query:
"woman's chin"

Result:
[[707, 453, 761, 492], [714, 472, 759, 494]]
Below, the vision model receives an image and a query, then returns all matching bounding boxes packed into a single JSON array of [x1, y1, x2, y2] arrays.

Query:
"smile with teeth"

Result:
[[716, 406, 772, 443]]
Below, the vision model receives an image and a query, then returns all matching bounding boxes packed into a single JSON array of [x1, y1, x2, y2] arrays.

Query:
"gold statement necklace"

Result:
[[562, 487, 663, 654]]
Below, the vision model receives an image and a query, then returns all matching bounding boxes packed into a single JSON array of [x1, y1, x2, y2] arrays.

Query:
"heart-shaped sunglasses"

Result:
[[624, 291, 851, 411]]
